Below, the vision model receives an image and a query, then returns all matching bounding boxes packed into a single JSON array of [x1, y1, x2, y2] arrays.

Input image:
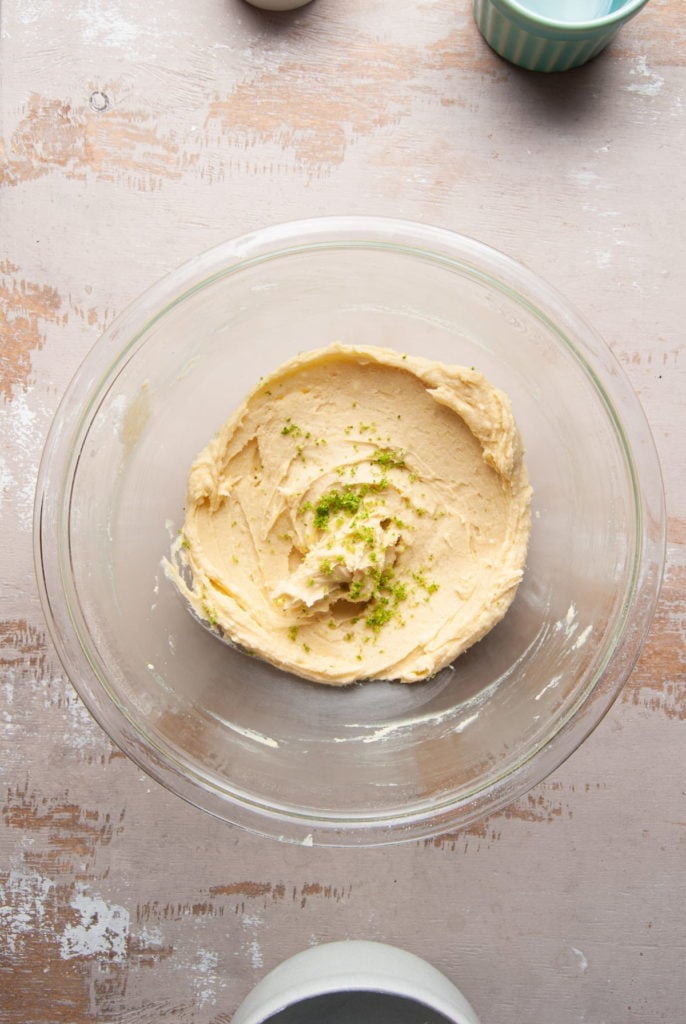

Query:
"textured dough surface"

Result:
[[166, 344, 532, 684]]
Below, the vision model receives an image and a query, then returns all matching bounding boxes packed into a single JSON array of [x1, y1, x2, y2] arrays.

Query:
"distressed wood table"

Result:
[[1, 1, 684, 1021]]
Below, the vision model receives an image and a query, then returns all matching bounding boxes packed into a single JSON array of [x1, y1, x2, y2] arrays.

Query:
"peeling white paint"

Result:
[[0, 389, 46, 530], [0, 870, 54, 954], [241, 913, 265, 970], [15, 1, 47, 24], [193, 947, 220, 1007], [246, 936, 264, 970], [137, 925, 164, 947], [626, 57, 664, 97], [0, 458, 15, 520], [572, 946, 589, 972], [60, 890, 130, 960], [73, 1, 142, 49], [57, 685, 107, 752], [572, 169, 601, 188]]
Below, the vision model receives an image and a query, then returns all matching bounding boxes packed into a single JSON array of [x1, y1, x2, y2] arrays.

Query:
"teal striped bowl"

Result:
[[473, 0, 651, 73]]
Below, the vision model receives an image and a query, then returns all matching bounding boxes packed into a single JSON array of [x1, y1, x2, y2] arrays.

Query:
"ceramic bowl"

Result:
[[231, 941, 480, 1024], [472, 0, 651, 72]]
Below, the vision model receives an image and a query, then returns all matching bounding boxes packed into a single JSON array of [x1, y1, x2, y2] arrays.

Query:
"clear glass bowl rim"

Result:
[[34, 216, 666, 846]]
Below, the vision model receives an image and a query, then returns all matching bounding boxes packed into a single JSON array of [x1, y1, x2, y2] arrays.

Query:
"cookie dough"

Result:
[[166, 344, 531, 684]]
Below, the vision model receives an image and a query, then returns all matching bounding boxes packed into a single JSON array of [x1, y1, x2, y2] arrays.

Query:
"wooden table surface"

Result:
[[1, 1, 684, 1021]]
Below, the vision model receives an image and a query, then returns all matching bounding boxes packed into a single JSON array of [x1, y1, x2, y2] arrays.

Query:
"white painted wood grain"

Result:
[[1, 0, 684, 1021]]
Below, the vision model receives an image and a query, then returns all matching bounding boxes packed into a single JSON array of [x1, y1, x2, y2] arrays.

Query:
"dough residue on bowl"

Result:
[[165, 344, 531, 685]]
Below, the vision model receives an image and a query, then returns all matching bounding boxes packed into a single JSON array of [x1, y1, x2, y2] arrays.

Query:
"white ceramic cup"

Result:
[[231, 940, 480, 1024]]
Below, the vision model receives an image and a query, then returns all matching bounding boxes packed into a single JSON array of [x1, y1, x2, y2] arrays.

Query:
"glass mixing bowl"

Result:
[[34, 217, 665, 846]]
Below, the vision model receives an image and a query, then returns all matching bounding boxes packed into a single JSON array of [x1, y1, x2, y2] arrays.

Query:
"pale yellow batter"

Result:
[[166, 344, 531, 684]]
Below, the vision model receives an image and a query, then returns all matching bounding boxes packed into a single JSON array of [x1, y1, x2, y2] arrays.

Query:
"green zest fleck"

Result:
[[281, 420, 302, 437], [365, 598, 393, 631], [413, 570, 439, 595], [288, 625, 299, 642], [372, 448, 406, 469], [350, 524, 375, 548], [312, 486, 364, 529], [346, 566, 411, 634], [202, 602, 218, 627]]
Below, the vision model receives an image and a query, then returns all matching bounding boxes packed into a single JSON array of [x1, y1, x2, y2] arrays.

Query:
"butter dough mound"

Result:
[[166, 344, 532, 685]]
